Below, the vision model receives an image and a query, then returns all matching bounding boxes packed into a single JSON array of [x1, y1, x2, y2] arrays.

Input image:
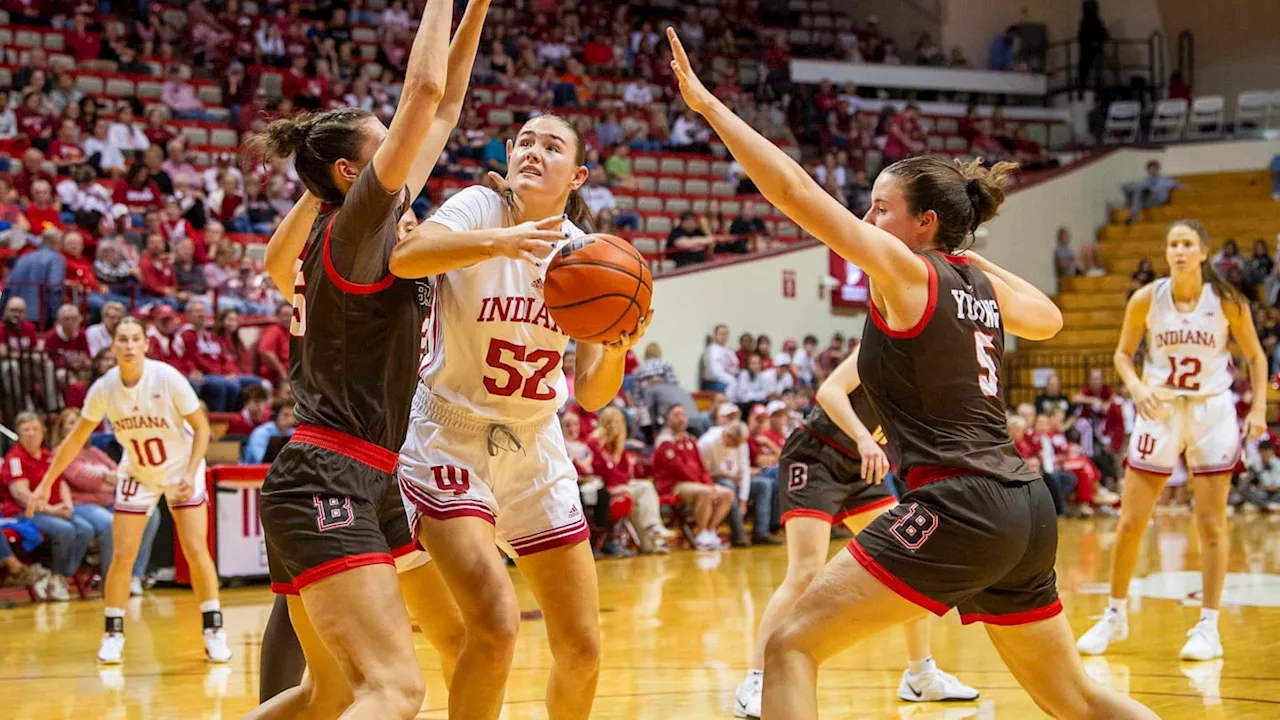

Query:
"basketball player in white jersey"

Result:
[[27, 317, 230, 664], [391, 113, 648, 720], [1077, 220, 1267, 661]]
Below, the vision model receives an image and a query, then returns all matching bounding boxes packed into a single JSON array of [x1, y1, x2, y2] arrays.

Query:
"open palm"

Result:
[[667, 28, 717, 116]]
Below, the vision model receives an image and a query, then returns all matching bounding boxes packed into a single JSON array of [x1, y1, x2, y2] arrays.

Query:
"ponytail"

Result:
[[565, 189, 593, 233], [1171, 218, 1245, 305], [243, 108, 374, 205]]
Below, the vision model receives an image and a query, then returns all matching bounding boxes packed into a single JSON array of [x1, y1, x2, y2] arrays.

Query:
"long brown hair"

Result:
[[497, 114, 594, 232], [243, 108, 374, 205], [1170, 218, 1244, 305], [882, 156, 1018, 252]]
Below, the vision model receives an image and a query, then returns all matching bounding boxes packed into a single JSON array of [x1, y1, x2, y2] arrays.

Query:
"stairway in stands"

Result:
[[1006, 169, 1279, 408]]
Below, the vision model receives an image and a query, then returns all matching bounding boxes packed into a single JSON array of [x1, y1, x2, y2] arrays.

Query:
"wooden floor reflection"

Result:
[[3, 513, 1280, 718]]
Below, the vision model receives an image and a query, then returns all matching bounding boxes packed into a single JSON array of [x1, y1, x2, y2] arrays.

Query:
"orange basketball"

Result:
[[544, 234, 653, 344]]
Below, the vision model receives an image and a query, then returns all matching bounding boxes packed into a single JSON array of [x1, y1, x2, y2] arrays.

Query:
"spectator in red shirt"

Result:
[[883, 104, 927, 163], [44, 303, 92, 372], [113, 163, 165, 218], [652, 404, 734, 550], [1074, 368, 1115, 422], [139, 232, 180, 308], [48, 119, 87, 173], [11, 148, 57, 203], [212, 308, 252, 375], [255, 302, 291, 387], [15, 92, 54, 153], [60, 230, 101, 295], [2, 412, 94, 601], [23, 179, 63, 233], [175, 299, 244, 412], [0, 297, 39, 355], [144, 304, 190, 372], [225, 384, 271, 436], [65, 13, 100, 63], [588, 406, 671, 554]]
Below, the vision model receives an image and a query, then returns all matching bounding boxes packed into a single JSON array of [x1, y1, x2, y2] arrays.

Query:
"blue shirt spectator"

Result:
[[241, 405, 296, 464], [1123, 160, 1182, 223], [4, 228, 66, 325], [988, 27, 1019, 71]]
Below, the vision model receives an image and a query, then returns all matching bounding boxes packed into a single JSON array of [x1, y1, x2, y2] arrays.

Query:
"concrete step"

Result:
[[1059, 274, 1133, 293], [1055, 290, 1130, 310]]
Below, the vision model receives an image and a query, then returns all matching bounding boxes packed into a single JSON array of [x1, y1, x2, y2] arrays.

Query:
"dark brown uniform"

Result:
[[779, 388, 896, 525], [260, 165, 433, 595], [849, 251, 1062, 625]]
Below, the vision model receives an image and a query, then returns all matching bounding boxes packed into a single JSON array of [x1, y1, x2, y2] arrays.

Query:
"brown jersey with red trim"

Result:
[[801, 386, 882, 460], [289, 164, 432, 453], [857, 251, 1037, 486]]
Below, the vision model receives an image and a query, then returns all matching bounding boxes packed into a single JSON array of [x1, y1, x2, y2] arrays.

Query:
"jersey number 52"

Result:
[[483, 338, 562, 401]]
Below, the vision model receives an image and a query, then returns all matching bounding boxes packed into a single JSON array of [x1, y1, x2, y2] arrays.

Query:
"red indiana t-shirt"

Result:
[[23, 205, 63, 233], [43, 327, 91, 369], [0, 445, 63, 516]]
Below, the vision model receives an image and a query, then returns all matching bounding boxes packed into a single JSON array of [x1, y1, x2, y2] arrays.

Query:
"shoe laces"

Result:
[[1187, 619, 1216, 639]]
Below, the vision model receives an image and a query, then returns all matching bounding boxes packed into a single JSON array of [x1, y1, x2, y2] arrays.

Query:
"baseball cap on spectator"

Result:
[[766, 400, 788, 416], [749, 404, 769, 421], [773, 352, 792, 367], [782, 339, 798, 352], [717, 403, 740, 420]]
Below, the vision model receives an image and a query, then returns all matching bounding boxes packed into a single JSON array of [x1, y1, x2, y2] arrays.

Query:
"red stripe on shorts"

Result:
[[846, 537, 950, 617], [291, 425, 398, 474], [960, 598, 1063, 626]]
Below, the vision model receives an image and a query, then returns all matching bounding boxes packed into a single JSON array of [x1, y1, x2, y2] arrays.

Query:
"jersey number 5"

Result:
[[483, 338, 562, 401], [290, 269, 306, 337], [974, 331, 1000, 398]]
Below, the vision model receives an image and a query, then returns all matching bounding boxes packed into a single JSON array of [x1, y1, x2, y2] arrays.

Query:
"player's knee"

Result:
[[466, 603, 520, 663], [764, 618, 810, 665], [354, 668, 424, 719], [786, 561, 823, 590], [1113, 510, 1147, 539], [550, 623, 601, 677], [1195, 515, 1227, 546]]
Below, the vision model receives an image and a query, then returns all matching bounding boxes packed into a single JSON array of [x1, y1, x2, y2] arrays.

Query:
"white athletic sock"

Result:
[[200, 600, 221, 614], [1108, 597, 1128, 618], [907, 656, 936, 676], [104, 607, 125, 618], [1199, 608, 1219, 630]]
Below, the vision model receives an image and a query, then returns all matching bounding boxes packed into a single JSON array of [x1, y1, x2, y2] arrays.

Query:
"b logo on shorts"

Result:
[[119, 478, 141, 502], [1135, 434, 1157, 460], [431, 466, 471, 495], [314, 495, 354, 531], [889, 503, 939, 551], [787, 464, 808, 492]]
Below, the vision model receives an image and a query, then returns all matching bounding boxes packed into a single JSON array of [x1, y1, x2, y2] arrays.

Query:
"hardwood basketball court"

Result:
[[3, 514, 1279, 718]]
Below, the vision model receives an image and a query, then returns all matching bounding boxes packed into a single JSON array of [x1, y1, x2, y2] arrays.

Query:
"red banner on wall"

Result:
[[829, 250, 870, 309]]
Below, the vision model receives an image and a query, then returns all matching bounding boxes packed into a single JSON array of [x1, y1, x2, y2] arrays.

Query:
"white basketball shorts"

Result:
[[113, 460, 209, 516], [1126, 392, 1240, 477], [398, 387, 588, 559]]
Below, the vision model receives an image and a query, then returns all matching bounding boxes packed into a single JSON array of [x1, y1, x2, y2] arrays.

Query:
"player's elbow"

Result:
[[389, 241, 427, 279], [402, 77, 446, 108]]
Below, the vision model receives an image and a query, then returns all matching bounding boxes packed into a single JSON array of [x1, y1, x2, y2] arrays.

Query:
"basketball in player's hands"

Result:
[[544, 234, 653, 345]]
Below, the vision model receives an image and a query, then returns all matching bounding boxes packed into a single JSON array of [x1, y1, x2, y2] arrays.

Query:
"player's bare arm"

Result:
[[405, 0, 492, 200], [963, 251, 1063, 340], [24, 415, 97, 516], [667, 27, 929, 324], [1114, 283, 1158, 419], [264, 189, 322, 301], [368, 0, 450, 194], [389, 219, 563, 278], [815, 346, 888, 483], [178, 408, 211, 501], [1224, 297, 1268, 441], [573, 313, 653, 411]]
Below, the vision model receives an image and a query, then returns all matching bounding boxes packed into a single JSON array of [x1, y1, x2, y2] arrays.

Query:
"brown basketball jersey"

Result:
[[289, 165, 432, 454], [857, 251, 1036, 487], [801, 386, 883, 459]]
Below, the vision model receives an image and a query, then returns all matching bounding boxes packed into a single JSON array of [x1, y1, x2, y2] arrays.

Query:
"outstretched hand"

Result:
[[485, 139, 515, 192], [667, 28, 717, 116]]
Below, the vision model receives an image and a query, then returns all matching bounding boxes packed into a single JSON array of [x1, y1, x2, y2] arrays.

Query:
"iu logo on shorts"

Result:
[[118, 478, 141, 502], [889, 503, 939, 551], [788, 465, 809, 492], [314, 495, 354, 531], [1135, 433, 1157, 460], [432, 466, 471, 495]]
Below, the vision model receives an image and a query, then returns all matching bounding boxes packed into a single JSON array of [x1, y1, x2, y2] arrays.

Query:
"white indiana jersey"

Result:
[[1140, 278, 1232, 399], [418, 185, 581, 424], [82, 359, 201, 485]]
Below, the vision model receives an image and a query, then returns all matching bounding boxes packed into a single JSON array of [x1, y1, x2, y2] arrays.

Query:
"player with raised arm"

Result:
[[27, 317, 227, 665], [249, 0, 490, 709], [734, 345, 977, 718], [1077, 220, 1267, 661], [239, 0, 478, 718], [666, 27, 1157, 720], [390, 113, 648, 720]]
